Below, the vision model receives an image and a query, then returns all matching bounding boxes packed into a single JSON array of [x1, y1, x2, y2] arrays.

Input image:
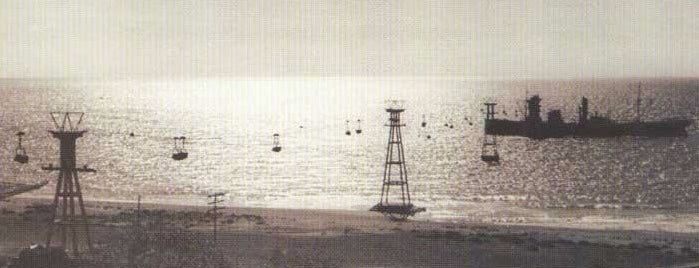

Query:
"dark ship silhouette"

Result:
[[485, 86, 692, 139]]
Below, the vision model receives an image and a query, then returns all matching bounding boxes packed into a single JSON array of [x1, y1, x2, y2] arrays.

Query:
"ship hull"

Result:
[[485, 119, 692, 139]]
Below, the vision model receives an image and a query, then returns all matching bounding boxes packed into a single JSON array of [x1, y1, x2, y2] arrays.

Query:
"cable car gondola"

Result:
[[272, 133, 282, 152], [481, 153, 500, 163], [14, 131, 28, 164], [345, 120, 351, 136], [355, 119, 362, 134], [481, 135, 500, 163], [172, 136, 188, 160]]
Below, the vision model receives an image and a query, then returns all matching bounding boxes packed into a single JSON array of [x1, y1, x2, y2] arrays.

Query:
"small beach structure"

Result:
[[172, 136, 188, 160], [355, 119, 362, 134], [421, 114, 427, 127], [370, 101, 425, 219], [14, 131, 28, 164], [272, 133, 282, 152], [345, 120, 351, 136]]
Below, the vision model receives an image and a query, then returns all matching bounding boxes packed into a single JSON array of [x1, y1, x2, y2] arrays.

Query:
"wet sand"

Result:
[[1, 197, 699, 267]]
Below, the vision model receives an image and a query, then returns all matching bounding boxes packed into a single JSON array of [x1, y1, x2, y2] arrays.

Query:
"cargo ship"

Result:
[[484, 85, 693, 139]]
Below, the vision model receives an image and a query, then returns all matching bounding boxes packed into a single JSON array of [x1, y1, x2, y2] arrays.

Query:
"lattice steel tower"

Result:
[[371, 101, 424, 218], [42, 112, 96, 254]]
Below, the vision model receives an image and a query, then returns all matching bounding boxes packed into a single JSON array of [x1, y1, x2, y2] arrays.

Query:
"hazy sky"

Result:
[[1, 0, 697, 79]]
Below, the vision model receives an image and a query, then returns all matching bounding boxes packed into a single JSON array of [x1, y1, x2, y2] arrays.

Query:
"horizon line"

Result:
[[1, 75, 698, 82]]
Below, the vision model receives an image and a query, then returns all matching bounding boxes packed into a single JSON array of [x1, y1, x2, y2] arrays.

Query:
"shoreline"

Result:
[[14, 193, 699, 235], [2, 196, 699, 267]]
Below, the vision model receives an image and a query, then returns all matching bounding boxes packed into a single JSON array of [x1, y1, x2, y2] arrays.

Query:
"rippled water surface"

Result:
[[1, 78, 698, 220]]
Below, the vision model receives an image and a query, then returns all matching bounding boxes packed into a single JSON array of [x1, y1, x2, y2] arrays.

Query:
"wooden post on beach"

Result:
[[128, 195, 142, 268], [136, 195, 141, 227], [207, 192, 226, 246]]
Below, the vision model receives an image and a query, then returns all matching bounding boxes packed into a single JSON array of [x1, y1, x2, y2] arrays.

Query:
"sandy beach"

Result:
[[2, 0, 698, 266], [1, 196, 698, 267]]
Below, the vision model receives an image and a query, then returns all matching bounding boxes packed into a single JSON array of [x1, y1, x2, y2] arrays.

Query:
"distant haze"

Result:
[[1, 0, 697, 79]]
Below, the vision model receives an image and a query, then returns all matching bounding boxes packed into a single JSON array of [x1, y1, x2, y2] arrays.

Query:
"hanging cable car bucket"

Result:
[[14, 131, 29, 164], [14, 153, 29, 164], [14, 147, 29, 164], [171, 136, 188, 160], [272, 133, 282, 152]]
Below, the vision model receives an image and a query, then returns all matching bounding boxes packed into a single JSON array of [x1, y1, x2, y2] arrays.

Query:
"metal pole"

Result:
[[208, 192, 225, 247], [213, 196, 217, 244]]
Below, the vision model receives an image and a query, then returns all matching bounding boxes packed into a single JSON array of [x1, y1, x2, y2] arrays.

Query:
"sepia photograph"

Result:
[[0, 1, 698, 267]]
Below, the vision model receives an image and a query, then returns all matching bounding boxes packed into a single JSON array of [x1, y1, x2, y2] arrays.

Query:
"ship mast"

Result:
[[635, 82, 642, 122], [524, 89, 529, 119]]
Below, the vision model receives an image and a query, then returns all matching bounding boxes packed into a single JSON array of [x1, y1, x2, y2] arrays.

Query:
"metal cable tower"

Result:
[[41, 112, 96, 254], [371, 101, 424, 219]]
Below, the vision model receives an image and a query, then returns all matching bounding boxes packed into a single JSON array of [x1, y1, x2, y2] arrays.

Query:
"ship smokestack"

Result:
[[526, 95, 542, 123], [578, 97, 589, 125]]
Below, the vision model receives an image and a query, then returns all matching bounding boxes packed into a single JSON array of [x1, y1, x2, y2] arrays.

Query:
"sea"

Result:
[[1, 77, 698, 229]]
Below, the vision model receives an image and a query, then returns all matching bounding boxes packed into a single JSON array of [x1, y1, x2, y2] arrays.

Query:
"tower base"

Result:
[[370, 203, 426, 217]]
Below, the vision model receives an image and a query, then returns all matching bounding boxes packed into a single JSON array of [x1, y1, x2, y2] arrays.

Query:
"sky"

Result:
[[1, 0, 697, 79]]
